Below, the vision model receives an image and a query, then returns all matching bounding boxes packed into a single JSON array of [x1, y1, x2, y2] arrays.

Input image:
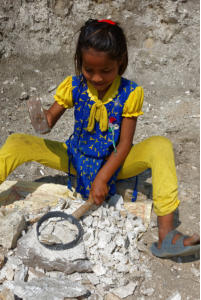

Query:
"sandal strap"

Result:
[[161, 230, 188, 254]]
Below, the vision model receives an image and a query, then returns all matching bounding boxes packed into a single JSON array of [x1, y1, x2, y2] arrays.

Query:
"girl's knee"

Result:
[[7, 133, 30, 143], [144, 136, 175, 165], [148, 136, 173, 153], [5, 133, 32, 151]]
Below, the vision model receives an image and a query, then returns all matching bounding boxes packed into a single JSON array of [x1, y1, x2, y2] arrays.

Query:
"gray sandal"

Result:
[[151, 230, 200, 258]]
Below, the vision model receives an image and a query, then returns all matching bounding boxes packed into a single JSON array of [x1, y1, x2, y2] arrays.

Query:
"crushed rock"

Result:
[[0, 194, 152, 298]]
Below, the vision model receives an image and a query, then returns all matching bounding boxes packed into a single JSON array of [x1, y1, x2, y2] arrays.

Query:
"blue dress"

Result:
[[66, 75, 138, 198]]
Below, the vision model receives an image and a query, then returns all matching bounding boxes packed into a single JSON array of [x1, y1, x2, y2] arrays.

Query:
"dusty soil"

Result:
[[0, 0, 200, 299]]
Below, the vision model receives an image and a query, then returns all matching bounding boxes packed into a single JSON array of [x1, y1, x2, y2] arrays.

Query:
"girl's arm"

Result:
[[90, 116, 137, 205], [27, 99, 66, 134], [44, 102, 66, 129]]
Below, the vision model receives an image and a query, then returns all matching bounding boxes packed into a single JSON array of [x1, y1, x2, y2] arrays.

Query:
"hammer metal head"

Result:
[[27, 98, 51, 134]]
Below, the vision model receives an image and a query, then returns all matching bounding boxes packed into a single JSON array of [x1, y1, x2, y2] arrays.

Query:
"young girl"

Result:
[[0, 19, 199, 257]]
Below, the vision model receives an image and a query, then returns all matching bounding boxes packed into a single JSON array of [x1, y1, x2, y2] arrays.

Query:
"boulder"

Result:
[[0, 210, 26, 249], [16, 224, 92, 274], [4, 276, 89, 299]]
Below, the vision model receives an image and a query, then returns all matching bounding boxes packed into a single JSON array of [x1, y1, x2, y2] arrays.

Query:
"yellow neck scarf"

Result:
[[86, 76, 120, 132]]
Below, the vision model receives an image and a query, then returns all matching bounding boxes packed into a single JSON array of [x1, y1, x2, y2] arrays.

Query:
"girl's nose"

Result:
[[91, 73, 103, 83]]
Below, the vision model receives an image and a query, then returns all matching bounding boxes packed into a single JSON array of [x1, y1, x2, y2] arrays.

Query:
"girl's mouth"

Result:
[[92, 82, 105, 87]]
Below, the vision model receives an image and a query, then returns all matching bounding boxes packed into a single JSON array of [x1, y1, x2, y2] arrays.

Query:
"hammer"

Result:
[[27, 98, 51, 134]]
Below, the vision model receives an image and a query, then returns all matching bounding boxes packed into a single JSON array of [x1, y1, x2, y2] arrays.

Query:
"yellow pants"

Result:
[[0, 133, 180, 216]]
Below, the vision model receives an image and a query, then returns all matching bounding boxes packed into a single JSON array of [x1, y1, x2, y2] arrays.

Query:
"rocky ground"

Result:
[[0, 0, 200, 299]]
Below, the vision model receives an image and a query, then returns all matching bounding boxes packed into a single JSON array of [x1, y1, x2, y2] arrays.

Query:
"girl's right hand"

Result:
[[44, 101, 66, 128], [89, 178, 109, 205], [27, 99, 66, 133]]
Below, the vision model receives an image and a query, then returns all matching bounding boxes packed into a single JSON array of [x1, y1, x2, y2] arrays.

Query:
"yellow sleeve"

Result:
[[122, 86, 144, 118], [53, 76, 74, 109]]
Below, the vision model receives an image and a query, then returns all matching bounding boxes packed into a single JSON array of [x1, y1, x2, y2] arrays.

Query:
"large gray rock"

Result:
[[0, 210, 26, 249], [16, 224, 92, 274], [4, 276, 89, 299]]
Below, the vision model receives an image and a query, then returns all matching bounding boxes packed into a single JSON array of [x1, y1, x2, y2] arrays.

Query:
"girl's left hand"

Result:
[[90, 178, 109, 205]]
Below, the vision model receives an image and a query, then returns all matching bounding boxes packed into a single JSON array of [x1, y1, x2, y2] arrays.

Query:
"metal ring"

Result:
[[36, 211, 83, 250]]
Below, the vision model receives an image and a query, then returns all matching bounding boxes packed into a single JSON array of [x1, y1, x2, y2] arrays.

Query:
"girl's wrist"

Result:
[[93, 174, 108, 185], [44, 110, 52, 128]]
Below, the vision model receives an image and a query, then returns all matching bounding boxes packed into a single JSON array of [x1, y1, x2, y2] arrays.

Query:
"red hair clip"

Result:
[[98, 19, 116, 25]]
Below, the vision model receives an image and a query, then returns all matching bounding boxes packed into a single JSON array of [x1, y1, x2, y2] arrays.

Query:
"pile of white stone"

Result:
[[82, 198, 146, 281], [0, 195, 153, 299]]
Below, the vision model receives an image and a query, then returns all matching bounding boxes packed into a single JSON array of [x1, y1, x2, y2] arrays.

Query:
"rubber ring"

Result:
[[36, 211, 83, 250]]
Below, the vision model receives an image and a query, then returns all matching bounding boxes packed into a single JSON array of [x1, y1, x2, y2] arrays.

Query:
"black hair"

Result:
[[74, 19, 128, 76]]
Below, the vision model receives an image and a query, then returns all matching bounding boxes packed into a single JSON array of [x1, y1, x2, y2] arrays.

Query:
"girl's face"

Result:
[[81, 48, 120, 98]]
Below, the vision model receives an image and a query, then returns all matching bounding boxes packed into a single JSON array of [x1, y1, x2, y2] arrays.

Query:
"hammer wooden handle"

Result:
[[72, 197, 95, 220]]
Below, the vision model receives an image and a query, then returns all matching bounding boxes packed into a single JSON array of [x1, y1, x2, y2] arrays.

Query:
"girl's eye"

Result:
[[103, 70, 111, 73], [83, 66, 93, 73]]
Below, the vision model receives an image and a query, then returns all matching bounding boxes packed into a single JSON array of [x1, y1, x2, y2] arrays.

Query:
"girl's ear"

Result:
[[118, 60, 124, 75], [118, 53, 128, 75]]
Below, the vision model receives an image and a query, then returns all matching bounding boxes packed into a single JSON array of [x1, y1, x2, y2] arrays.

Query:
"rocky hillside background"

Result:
[[0, 0, 200, 299]]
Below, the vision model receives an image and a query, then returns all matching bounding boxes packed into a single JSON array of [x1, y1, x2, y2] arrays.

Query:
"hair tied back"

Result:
[[98, 19, 116, 25]]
